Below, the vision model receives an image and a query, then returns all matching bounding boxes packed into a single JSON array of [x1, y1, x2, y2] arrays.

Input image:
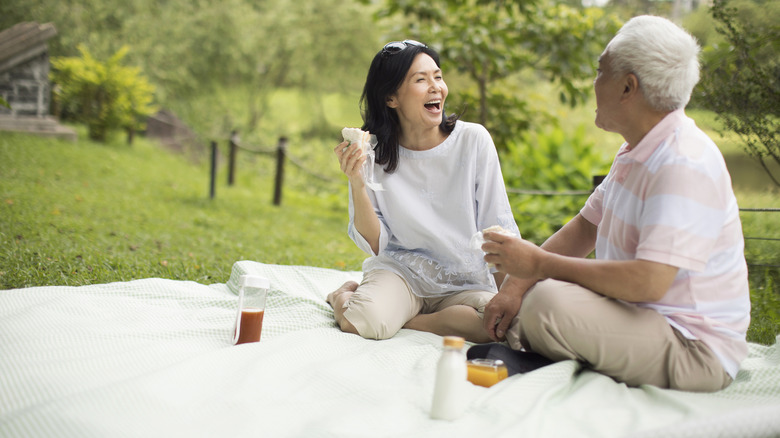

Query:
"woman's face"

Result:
[[386, 53, 448, 131]]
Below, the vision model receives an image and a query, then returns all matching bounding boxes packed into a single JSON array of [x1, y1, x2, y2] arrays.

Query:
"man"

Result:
[[482, 15, 750, 392]]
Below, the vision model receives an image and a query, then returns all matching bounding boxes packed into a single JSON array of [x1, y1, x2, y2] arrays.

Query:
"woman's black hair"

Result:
[[359, 43, 459, 173]]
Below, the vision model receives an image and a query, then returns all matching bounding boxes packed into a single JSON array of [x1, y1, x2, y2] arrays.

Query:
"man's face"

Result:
[[593, 52, 623, 133]]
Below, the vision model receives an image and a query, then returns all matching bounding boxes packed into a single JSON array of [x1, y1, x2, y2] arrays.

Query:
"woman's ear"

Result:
[[386, 94, 399, 109]]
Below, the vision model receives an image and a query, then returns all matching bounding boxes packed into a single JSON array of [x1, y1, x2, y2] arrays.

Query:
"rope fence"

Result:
[[209, 133, 342, 205], [738, 208, 780, 268], [209, 134, 778, 267]]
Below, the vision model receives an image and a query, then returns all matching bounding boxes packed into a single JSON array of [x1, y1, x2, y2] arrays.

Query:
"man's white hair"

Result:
[[605, 15, 701, 111]]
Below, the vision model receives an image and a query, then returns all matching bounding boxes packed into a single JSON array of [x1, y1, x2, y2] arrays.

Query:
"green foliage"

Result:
[[50, 45, 156, 142], [603, 0, 674, 20], [0, 0, 382, 140], [0, 96, 9, 109], [501, 125, 611, 243], [749, 269, 780, 345], [374, 0, 622, 150], [692, 0, 780, 186]]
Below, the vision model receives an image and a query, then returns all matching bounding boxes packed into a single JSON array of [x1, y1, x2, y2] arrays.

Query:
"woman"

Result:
[[328, 40, 519, 342]]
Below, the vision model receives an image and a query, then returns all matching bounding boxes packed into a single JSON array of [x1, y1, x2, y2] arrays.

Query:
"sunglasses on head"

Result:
[[381, 39, 427, 57]]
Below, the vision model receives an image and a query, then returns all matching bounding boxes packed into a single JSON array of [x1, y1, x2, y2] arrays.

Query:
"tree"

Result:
[[695, 0, 780, 186], [371, 0, 621, 150], [1, 0, 382, 140]]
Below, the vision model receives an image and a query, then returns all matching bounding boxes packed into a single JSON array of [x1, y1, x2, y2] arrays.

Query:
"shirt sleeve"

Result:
[[580, 174, 607, 226], [473, 126, 520, 236], [347, 182, 390, 256]]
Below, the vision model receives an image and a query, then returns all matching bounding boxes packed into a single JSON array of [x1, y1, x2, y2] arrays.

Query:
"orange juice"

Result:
[[467, 359, 508, 387], [235, 308, 264, 344]]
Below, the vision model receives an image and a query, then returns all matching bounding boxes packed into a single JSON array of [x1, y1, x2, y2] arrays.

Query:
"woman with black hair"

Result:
[[327, 40, 519, 343]]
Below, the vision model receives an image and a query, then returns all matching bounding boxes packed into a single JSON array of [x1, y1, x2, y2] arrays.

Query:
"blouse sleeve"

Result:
[[473, 126, 520, 236], [347, 182, 390, 256]]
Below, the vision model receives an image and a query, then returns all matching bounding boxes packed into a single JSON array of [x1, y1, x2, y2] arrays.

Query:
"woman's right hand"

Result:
[[334, 140, 367, 187], [335, 139, 381, 254]]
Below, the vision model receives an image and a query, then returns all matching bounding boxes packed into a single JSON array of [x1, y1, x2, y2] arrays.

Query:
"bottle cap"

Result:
[[442, 336, 465, 349], [239, 274, 270, 289]]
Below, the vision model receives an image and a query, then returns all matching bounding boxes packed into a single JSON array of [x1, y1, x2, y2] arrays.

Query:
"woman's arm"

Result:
[[335, 140, 381, 254]]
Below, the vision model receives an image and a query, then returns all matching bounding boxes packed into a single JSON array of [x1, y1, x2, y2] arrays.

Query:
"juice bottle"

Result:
[[232, 275, 269, 345]]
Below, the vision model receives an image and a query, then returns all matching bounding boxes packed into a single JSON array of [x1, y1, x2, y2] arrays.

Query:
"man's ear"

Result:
[[386, 94, 399, 109], [621, 73, 640, 102]]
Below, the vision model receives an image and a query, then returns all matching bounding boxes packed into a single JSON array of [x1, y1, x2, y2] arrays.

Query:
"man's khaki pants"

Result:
[[506, 279, 733, 392]]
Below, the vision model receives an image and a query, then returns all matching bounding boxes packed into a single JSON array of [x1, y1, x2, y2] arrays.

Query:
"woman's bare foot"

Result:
[[326, 281, 359, 308], [326, 281, 360, 335]]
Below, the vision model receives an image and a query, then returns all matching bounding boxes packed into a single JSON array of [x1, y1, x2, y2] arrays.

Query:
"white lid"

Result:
[[239, 274, 270, 289]]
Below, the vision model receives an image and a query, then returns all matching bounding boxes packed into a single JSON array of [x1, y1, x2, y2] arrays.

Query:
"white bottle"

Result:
[[430, 336, 467, 420]]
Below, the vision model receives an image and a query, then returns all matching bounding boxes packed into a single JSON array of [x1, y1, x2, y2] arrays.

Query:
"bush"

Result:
[[501, 125, 611, 244], [748, 268, 780, 344], [50, 45, 156, 142]]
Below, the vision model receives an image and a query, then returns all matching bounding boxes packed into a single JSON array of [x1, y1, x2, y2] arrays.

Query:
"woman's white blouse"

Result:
[[348, 121, 519, 297]]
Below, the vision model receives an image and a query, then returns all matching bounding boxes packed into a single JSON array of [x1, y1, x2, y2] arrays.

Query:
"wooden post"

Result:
[[273, 137, 288, 206], [228, 131, 238, 186], [209, 141, 217, 199], [592, 175, 606, 191], [126, 127, 135, 146]]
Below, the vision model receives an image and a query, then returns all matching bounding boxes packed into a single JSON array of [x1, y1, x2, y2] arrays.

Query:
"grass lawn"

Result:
[[0, 130, 366, 288], [1, 104, 778, 344]]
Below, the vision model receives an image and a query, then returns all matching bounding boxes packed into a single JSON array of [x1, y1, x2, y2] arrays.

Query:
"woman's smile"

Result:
[[387, 53, 449, 133]]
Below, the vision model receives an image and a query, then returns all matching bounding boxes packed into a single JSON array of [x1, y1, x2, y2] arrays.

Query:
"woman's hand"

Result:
[[334, 140, 367, 187]]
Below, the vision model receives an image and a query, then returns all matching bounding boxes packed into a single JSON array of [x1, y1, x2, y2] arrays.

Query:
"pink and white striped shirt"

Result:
[[580, 109, 750, 378]]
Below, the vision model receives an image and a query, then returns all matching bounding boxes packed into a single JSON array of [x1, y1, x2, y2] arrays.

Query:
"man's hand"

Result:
[[483, 276, 535, 342], [482, 232, 546, 280]]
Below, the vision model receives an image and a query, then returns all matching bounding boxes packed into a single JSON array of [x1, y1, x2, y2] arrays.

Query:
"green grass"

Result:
[[0, 130, 366, 288]]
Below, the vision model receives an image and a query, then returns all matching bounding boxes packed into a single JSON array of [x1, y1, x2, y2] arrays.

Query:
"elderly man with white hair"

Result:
[[480, 15, 750, 392]]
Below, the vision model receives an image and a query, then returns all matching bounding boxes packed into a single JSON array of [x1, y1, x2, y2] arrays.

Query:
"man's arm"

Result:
[[532, 254, 678, 302], [537, 213, 598, 258], [483, 214, 599, 341], [483, 213, 679, 303]]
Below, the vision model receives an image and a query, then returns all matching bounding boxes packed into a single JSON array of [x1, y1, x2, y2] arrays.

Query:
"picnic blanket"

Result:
[[1, 261, 779, 438]]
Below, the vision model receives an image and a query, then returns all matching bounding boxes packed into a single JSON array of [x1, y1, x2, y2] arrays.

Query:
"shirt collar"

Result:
[[619, 108, 689, 163]]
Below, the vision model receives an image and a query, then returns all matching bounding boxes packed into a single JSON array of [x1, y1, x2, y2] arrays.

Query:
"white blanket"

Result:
[[1, 261, 779, 437]]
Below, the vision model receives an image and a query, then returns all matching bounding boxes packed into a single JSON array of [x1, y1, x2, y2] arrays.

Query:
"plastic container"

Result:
[[467, 359, 508, 387], [232, 275, 270, 345], [430, 336, 467, 420]]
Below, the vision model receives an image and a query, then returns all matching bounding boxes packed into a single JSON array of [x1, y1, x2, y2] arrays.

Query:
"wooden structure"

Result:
[[145, 109, 206, 160], [0, 22, 76, 141]]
